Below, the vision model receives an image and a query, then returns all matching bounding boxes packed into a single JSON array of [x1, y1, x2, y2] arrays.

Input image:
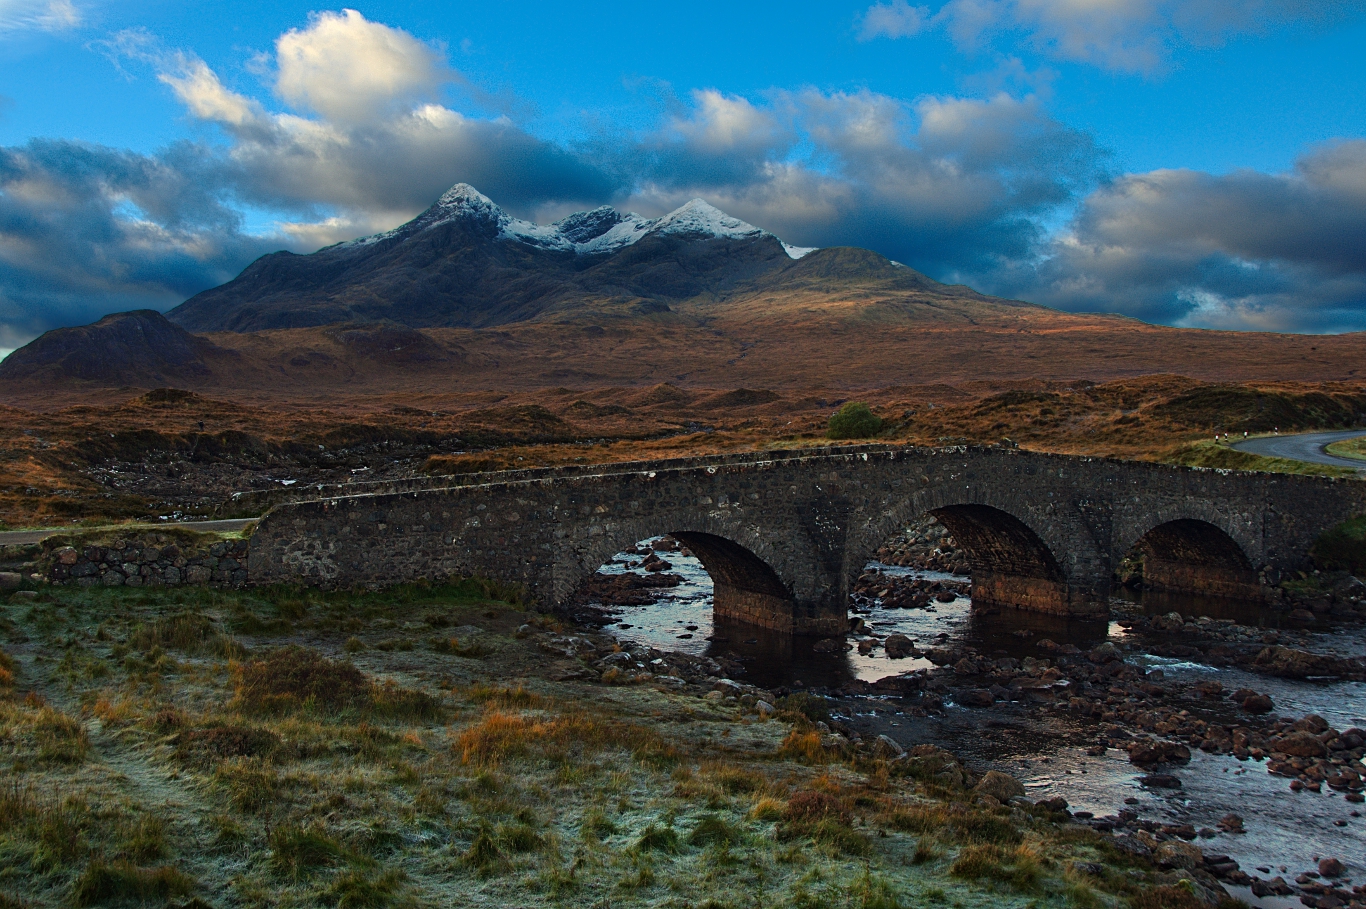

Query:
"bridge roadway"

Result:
[[246, 444, 1366, 635]]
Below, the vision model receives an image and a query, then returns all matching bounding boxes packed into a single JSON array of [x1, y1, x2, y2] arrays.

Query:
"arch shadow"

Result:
[[929, 504, 1073, 614], [1131, 519, 1262, 601], [669, 531, 798, 633], [569, 528, 838, 636]]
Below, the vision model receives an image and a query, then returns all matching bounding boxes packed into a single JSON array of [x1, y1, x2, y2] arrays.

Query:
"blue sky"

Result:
[[2, 1, 1365, 350]]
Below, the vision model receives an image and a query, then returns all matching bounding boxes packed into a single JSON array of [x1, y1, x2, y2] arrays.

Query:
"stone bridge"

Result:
[[246, 445, 1366, 635]]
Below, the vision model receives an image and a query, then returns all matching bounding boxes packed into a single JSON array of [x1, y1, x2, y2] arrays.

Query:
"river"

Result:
[[585, 539, 1365, 902]]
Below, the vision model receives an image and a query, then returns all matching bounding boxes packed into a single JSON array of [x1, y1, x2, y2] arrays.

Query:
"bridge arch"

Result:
[[555, 512, 840, 635], [849, 482, 1101, 616], [1124, 518, 1261, 600]]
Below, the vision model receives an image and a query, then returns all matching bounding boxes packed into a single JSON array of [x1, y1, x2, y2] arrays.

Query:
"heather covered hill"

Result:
[[0, 310, 234, 389]]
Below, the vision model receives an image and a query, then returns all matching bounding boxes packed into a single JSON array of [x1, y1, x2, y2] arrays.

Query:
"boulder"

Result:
[[1239, 693, 1274, 714], [958, 688, 995, 708], [1155, 841, 1203, 871], [974, 770, 1025, 802], [1128, 739, 1192, 767], [0, 571, 23, 589], [1273, 731, 1327, 758], [1252, 646, 1354, 679], [883, 634, 917, 659], [873, 734, 905, 759], [1151, 611, 1185, 632], [1319, 858, 1346, 878]]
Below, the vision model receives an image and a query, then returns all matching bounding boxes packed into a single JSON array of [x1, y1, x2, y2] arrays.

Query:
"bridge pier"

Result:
[[970, 570, 1110, 617], [670, 531, 845, 636]]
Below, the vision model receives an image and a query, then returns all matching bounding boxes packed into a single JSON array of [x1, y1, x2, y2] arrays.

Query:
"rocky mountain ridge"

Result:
[[164, 183, 947, 333]]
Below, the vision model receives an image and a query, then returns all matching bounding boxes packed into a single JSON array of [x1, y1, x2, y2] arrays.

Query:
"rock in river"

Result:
[[974, 770, 1026, 802]]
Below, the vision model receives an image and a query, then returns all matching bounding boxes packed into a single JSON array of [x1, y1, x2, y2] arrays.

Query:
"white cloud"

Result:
[[859, 1, 932, 40], [273, 9, 452, 125], [862, 0, 1365, 73], [0, 0, 80, 35]]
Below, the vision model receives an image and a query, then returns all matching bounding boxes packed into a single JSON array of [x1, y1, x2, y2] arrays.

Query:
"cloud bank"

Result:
[[1, 8, 1364, 347], [860, 0, 1365, 73]]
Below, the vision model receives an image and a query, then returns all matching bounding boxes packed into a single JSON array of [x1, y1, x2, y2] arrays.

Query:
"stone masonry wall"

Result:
[[47, 534, 250, 588], [247, 444, 1366, 629]]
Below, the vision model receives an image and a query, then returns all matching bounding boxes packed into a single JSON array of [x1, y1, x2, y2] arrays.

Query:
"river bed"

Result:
[[584, 540, 1366, 900]]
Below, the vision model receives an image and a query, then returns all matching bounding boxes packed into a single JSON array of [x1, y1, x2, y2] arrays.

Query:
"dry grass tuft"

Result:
[[234, 646, 368, 712], [465, 683, 545, 709], [455, 708, 673, 768], [779, 790, 869, 855], [0, 649, 15, 689], [129, 611, 244, 658], [949, 842, 1043, 890], [174, 724, 282, 766], [778, 729, 834, 763], [70, 860, 195, 906]]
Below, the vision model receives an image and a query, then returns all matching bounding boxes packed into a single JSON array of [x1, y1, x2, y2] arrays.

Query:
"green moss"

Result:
[[1311, 514, 1366, 574], [1325, 436, 1366, 461], [1162, 441, 1355, 477]]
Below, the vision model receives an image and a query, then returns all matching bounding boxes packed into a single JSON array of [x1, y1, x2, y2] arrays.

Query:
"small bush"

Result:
[[748, 797, 785, 822], [499, 822, 546, 853], [463, 825, 506, 874], [778, 729, 833, 763], [827, 403, 883, 440], [688, 814, 742, 848], [455, 709, 672, 767], [325, 869, 402, 909], [269, 823, 353, 877], [71, 860, 195, 906], [34, 707, 89, 765], [635, 824, 679, 854], [581, 810, 618, 840], [949, 843, 1042, 890], [234, 646, 368, 713], [465, 684, 544, 709], [1128, 885, 1210, 909], [783, 791, 851, 827], [368, 681, 443, 722], [174, 724, 282, 766], [114, 815, 169, 863]]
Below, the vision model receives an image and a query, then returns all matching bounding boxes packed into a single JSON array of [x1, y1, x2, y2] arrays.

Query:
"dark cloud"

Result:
[[967, 140, 1366, 331], [0, 139, 280, 348]]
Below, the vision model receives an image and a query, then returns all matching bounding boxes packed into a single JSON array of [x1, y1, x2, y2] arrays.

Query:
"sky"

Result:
[[2, 1, 1365, 353]]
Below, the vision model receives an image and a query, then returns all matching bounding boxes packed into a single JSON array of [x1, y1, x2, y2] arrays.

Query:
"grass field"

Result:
[[1325, 436, 1366, 462], [0, 580, 1235, 908]]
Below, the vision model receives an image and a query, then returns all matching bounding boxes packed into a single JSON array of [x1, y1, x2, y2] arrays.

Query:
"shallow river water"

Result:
[[590, 541, 1366, 900]]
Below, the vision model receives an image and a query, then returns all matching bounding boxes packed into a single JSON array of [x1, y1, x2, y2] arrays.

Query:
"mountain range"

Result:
[[2, 182, 1363, 406], [165, 183, 1006, 333]]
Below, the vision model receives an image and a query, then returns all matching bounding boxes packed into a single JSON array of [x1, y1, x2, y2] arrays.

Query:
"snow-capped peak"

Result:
[[340, 185, 817, 259], [650, 199, 767, 241]]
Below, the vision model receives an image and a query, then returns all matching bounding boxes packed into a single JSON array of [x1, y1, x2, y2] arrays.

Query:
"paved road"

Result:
[[0, 518, 257, 547], [1230, 429, 1366, 470]]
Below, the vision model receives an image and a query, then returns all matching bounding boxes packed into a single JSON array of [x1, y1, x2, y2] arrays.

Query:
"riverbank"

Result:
[[0, 579, 1264, 909]]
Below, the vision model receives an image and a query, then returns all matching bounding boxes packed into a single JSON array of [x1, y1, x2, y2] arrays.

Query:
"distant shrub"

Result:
[[826, 403, 883, 440]]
